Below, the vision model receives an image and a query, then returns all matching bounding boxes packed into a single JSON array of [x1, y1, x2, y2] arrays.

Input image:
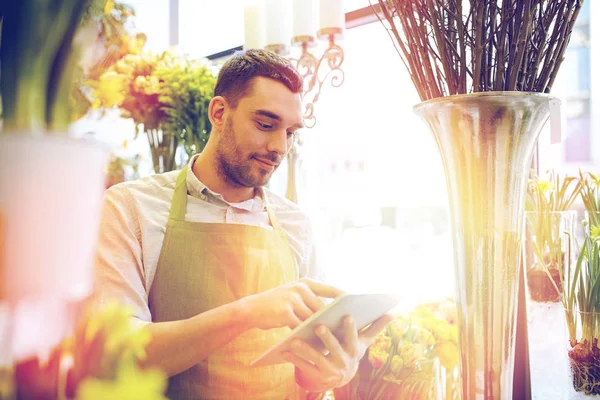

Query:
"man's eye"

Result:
[[257, 122, 273, 130]]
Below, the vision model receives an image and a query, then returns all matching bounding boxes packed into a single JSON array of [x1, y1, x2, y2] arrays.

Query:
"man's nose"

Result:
[[267, 129, 290, 155]]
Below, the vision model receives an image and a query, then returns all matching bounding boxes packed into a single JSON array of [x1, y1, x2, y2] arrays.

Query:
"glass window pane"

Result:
[[179, 0, 244, 58], [538, 2, 595, 171], [283, 21, 454, 301], [344, 0, 371, 12], [127, 0, 171, 53]]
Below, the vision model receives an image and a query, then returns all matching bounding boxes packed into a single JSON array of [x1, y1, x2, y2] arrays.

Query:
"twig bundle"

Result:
[[375, 0, 584, 101]]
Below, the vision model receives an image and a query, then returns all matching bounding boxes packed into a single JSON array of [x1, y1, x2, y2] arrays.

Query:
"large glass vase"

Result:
[[414, 92, 557, 399]]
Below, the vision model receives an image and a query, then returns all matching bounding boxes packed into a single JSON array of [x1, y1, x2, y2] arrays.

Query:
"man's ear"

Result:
[[208, 96, 227, 129]]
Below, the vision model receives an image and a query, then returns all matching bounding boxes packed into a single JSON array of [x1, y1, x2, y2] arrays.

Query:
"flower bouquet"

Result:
[[93, 48, 216, 173], [157, 55, 216, 159], [334, 299, 460, 400], [8, 301, 167, 399], [72, 0, 146, 122]]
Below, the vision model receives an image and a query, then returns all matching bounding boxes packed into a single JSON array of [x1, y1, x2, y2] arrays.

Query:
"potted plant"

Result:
[[524, 170, 581, 302], [1, 0, 108, 374], [579, 171, 600, 230], [0, 1, 169, 397], [563, 231, 600, 395]]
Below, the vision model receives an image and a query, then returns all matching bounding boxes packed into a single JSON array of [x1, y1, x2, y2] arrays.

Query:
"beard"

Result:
[[215, 119, 281, 188]]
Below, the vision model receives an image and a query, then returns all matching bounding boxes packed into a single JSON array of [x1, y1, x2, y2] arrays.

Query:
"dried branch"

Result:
[[376, 0, 585, 100]]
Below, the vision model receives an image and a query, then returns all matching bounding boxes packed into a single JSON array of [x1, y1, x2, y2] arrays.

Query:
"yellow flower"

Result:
[[398, 342, 420, 366], [372, 335, 392, 352], [369, 347, 389, 369], [91, 98, 102, 110], [133, 75, 160, 95], [411, 306, 436, 320], [434, 341, 460, 369], [414, 326, 435, 347], [84, 301, 151, 361], [148, 76, 160, 94], [76, 363, 167, 400], [368, 335, 392, 369], [590, 172, 600, 188], [536, 180, 553, 194], [96, 71, 127, 108], [430, 320, 452, 342], [104, 0, 115, 15], [114, 57, 135, 75], [128, 34, 147, 55], [388, 318, 408, 341], [449, 325, 459, 343], [387, 355, 413, 381], [437, 300, 458, 326], [591, 225, 600, 241]]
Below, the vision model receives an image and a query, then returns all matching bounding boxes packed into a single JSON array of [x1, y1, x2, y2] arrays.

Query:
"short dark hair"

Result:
[[214, 49, 303, 107]]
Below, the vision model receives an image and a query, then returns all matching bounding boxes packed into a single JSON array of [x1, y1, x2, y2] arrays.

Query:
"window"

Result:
[[286, 21, 454, 303], [80, 1, 598, 303], [126, 0, 171, 53], [538, 0, 598, 171], [179, 0, 244, 59]]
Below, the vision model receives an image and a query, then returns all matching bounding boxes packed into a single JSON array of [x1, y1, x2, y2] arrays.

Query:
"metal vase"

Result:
[[414, 92, 558, 399]]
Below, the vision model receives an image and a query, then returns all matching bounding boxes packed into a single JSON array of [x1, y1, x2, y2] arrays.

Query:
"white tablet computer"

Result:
[[249, 293, 401, 367]]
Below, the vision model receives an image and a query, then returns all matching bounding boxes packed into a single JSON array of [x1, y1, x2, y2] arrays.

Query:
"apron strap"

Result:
[[267, 205, 290, 243], [169, 168, 189, 221], [170, 167, 295, 260], [266, 205, 298, 278]]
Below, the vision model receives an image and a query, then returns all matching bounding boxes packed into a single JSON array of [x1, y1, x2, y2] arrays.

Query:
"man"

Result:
[[95, 49, 391, 399]]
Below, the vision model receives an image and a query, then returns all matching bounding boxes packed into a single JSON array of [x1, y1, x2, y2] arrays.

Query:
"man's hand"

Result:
[[282, 313, 394, 392], [240, 278, 344, 330]]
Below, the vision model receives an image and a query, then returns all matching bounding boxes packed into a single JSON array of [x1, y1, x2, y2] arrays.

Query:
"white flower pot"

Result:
[[0, 134, 107, 360]]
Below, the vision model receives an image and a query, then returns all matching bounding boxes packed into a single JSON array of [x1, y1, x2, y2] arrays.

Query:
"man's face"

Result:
[[215, 77, 304, 188]]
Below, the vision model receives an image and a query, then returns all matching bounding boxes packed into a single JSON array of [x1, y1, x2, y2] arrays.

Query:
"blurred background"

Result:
[[70, 0, 599, 305]]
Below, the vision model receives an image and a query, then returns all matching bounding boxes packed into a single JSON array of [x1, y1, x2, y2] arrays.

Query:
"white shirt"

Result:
[[95, 155, 320, 324]]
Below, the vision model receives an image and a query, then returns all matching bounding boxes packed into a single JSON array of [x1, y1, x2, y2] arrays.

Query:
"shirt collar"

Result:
[[185, 154, 267, 212]]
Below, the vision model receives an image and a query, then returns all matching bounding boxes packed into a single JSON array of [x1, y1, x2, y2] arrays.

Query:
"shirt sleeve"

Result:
[[305, 239, 323, 281], [303, 220, 325, 282], [93, 185, 152, 323]]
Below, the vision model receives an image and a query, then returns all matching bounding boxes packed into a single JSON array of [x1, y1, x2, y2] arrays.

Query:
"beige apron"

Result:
[[148, 168, 299, 399]]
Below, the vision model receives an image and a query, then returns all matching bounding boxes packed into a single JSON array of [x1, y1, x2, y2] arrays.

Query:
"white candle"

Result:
[[244, 1, 266, 50], [266, 0, 293, 46], [319, 0, 344, 30], [293, 0, 318, 38]]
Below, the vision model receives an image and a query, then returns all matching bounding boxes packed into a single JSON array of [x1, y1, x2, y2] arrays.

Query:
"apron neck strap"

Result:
[[170, 168, 189, 221], [266, 205, 285, 239], [170, 168, 288, 243]]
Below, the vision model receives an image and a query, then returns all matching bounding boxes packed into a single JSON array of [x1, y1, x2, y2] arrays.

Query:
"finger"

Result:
[[315, 325, 345, 361], [289, 339, 329, 368], [302, 278, 345, 299], [295, 285, 326, 313], [359, 313, 394, 342], [281, 351, 317, 372], [286, 309, 304, 329], [293, 301, 315, 322], [341, 316, 360, 356]]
